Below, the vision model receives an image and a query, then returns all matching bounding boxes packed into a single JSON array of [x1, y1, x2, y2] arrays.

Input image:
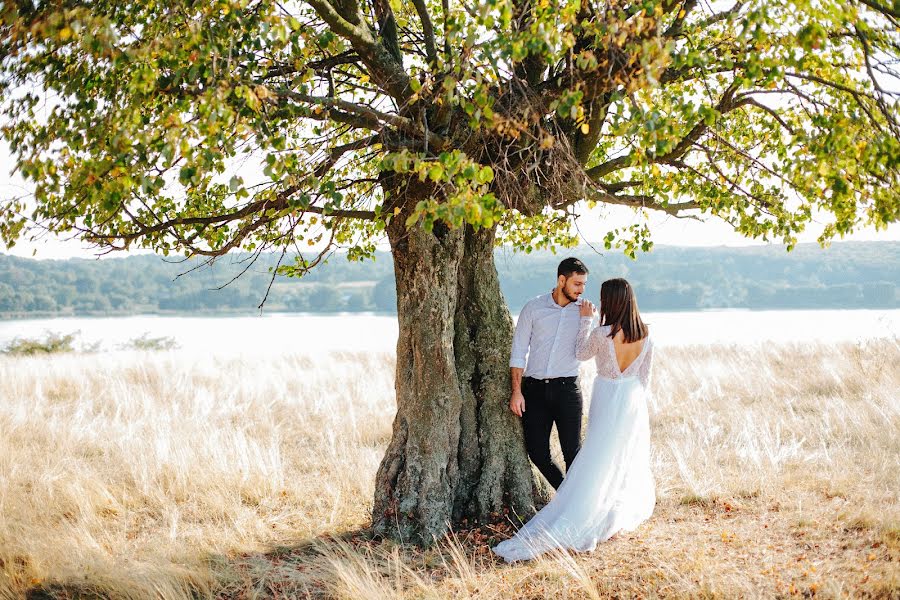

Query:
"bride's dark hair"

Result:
[[600, 278, 648, 343]]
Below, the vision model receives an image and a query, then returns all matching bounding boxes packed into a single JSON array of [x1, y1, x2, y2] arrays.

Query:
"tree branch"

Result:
[[659, 62, 740, 85], [573, 94, 612, 163], [304, 0, 413, 100], [275, 90, 451, 148], [784, 70, 880, 101], [853, 24, 900, 134], [733, 96, 796, 134], [663, 0, 698, 38], [586, 81, 740, 179], [372, 0, 403, 64], [86, 182, 376, 252], [694, 1, 745, 29], [410, 0, 438, 68], [855, 0, 900, 20], [512, 0, 548, 86], [441, 0, 452, 63], [589, 187, 702, 217]]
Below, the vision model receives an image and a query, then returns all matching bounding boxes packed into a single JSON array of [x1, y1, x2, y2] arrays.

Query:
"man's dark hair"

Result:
[[557, 257, 589, 278]]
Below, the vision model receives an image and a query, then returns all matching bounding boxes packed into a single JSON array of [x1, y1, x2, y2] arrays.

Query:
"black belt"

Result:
[[524, 375, 577, 384]]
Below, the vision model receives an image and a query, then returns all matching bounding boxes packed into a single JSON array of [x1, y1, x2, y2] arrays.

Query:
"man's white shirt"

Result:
[[510, 291, 591, 379]]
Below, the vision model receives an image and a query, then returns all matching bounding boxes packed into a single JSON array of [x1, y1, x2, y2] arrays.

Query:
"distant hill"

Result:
[[1, 242, 897, 317]]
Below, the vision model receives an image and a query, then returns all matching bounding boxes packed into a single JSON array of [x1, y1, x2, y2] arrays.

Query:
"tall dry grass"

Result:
[[0, 339, 897, 599]]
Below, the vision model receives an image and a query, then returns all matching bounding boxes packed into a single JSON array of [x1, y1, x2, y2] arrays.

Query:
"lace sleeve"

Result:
[[638, 337, 654, 389], [575, 317, 602, 361]]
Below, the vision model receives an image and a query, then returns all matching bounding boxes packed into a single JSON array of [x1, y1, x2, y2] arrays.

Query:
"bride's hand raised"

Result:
[[580, 300, 595, 318]]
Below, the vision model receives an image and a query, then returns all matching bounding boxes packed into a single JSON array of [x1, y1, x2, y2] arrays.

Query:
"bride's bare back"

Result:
[[611, 329, 646, 374], [575, 321, 653, 384]]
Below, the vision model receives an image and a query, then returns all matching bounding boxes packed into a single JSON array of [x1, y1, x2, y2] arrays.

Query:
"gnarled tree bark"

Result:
[[372, 179, 540, 545]]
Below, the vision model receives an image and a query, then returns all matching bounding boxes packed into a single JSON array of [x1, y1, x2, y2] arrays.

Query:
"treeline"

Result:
[[495, 242, 899, 312], [0, 242, 897, 316], [0, 252, 397, 315]]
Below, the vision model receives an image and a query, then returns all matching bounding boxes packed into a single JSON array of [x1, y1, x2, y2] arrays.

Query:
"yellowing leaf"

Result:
[[580, 123, 590, 134]]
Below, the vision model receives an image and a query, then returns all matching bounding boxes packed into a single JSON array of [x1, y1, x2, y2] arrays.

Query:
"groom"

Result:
[[508, 257, 590, 489]]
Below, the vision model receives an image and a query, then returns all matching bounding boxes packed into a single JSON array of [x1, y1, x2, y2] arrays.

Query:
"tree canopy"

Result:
[[1, 0, 898, 269]]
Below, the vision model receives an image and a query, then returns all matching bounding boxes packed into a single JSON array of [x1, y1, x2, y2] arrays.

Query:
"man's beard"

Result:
[[562, 287, 580, 303]]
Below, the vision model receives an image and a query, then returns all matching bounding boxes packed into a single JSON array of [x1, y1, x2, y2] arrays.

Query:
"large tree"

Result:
[[1, 0, 898, 544]]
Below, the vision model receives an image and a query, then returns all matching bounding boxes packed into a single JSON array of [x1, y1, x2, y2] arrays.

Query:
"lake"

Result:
[[1, 309, 898, 356]]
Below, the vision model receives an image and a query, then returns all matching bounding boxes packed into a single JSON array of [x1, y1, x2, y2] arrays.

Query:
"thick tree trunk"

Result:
[[372, 184, 538, 545], [451, 226, 536, 521]]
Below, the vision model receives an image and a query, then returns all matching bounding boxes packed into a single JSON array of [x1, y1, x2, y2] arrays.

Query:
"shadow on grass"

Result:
[[209, 519, 517, 598], [22, 521, 516, 600]]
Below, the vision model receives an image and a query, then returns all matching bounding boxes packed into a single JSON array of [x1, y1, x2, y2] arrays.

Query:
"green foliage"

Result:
[[602, 223, 654, 259], [0, 0, 897, 264], [381, 149, 503, 231], [1, 332, 77, 355], [495, 209, 580, 254]]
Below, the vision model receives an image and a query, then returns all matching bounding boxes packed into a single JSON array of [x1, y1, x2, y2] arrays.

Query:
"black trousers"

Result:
[[521, 375, 583, 489]]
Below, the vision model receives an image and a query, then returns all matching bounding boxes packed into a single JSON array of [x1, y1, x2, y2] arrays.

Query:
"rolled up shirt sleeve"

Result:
[[509, 301, 534, 369]]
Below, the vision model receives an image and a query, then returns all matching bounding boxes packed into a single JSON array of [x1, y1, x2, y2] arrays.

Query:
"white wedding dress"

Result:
[[493, 320, 655, 562]]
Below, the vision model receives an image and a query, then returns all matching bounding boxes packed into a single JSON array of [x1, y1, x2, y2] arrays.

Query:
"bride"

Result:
[[493, 278, 655, 562]]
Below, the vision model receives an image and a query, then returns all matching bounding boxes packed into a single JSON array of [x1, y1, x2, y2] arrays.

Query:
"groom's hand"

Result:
[[509, 391, 526, 417]]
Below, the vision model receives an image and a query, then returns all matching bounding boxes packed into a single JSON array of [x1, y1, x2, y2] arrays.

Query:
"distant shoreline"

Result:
[[3, 242, 897, 317], [3, 306, 899, 322]]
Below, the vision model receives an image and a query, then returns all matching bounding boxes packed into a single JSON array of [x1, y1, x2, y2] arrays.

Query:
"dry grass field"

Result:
[[0, 339, 897, 599]]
